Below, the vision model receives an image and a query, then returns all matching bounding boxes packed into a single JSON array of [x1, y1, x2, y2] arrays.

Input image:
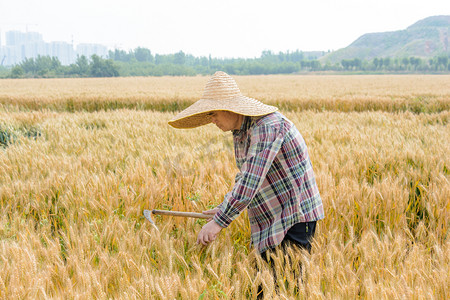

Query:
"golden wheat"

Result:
[[0, 75, 449, 112], [0, 76, 449, 299]]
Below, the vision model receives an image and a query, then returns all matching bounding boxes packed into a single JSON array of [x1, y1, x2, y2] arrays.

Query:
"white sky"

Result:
[[0, 0, 449, 58]]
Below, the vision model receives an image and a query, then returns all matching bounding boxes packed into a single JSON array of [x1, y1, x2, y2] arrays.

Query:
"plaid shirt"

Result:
[[213, 112, 324, 253]]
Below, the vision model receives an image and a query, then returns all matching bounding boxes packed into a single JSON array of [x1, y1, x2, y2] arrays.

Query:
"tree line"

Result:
[[339, 56, 449, 72], [3, 54, 119, 78], [1, 47, 449, 78]]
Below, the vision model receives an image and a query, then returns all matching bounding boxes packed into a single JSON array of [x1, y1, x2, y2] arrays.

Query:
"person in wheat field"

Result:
[[168, 71, 324, 259]]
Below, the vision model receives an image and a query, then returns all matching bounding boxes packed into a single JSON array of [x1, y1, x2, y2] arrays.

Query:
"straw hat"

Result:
[[168, 71, 278, 129]]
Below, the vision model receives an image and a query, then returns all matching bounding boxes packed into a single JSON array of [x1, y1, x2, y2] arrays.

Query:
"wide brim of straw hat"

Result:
[[168, 71, 278, 129], [168, 97, 278, 128]]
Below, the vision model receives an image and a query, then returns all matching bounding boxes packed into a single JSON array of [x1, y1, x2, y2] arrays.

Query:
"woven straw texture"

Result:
[[168, 71, 278, 129]]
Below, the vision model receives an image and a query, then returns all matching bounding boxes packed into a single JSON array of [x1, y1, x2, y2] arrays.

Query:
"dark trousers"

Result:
[[257, 221, 316, 298], [261, 221, 317, 260]]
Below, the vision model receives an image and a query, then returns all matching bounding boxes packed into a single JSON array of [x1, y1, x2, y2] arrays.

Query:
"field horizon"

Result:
[[1, 75, 449, 113]]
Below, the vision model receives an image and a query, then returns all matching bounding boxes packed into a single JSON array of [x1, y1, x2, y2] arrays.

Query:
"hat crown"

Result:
[[202, 71, 242, 100]]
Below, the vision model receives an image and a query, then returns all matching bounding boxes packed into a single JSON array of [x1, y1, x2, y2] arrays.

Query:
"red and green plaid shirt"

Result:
[[213, 112, 324, 253]]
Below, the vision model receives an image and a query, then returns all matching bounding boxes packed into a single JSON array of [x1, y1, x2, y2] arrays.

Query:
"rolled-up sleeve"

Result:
[[213, 124, 285, 228]]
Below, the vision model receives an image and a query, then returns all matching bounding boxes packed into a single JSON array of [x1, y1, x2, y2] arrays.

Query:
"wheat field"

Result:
[[0, 75, 449, 299], [1, 75, 449, 113]]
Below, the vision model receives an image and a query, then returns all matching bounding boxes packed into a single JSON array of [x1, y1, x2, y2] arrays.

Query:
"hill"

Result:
[[322, 15, 450, 63]]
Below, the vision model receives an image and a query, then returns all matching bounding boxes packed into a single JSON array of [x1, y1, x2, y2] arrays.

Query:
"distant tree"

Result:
[[372, 58, 380, 70], [248, 62, 265, 74], [67, 55, 90, 77], [0, 66, 9, 78], [261, 50, 273, 58], [134, 47, 153, 62], [277, 62, 298, 73], [341, 58, 361, 71], [10, 65, 24, 78], [174, 51, 186, 65], [352, 58, 362, 69], [372, 57, 384, 70], [20, 58, 37, 74], [310, 60, 321, 71], [261, 50, 278, 63], [35, 56, 53, 76], [341, 59, 352, 70], [402, 58, 410, 70], [18, 55, 62, 77], [154, 54, 165, 65], [289, 50, 304, 62], [199, 56, 209, 67], [383, 57, 391, 69], [300, 60, 314, 71], [224, 64, 236, 75], [90, 55, 119, 77], [76, 55, 89, 75], [109, 49, 133, 62], [437, 55, 449, 70], [410, 57, 421, 70]]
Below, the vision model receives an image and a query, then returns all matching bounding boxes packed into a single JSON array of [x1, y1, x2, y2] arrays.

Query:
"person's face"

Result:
[[208, 111, 243, 132]]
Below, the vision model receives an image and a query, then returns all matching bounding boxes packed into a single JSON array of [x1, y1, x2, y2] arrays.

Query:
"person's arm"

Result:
[[213, 123, 285, 228]]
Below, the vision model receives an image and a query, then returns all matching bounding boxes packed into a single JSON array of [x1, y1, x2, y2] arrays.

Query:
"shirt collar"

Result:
[[232, 116, 252, 137]]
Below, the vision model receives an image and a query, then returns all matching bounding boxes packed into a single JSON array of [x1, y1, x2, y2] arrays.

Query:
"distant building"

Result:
[[6, 31, 43, 46], [0, 30, 110, 66], [49, 41, 76, 65], [22, 41, 48, 61], [1, 46, 20, 66], [1, 31, 46, 64]]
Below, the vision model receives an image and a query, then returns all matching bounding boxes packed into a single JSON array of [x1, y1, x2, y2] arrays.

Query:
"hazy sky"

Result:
[[1, 0, 449, 58]]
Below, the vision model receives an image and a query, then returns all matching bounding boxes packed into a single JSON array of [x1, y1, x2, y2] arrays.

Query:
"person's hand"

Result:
[[202, 208, 219, 220], [197, 220, 222, 246]]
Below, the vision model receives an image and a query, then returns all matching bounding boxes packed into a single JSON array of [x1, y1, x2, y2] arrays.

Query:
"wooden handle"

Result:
[[152, 209, 211, 219]]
